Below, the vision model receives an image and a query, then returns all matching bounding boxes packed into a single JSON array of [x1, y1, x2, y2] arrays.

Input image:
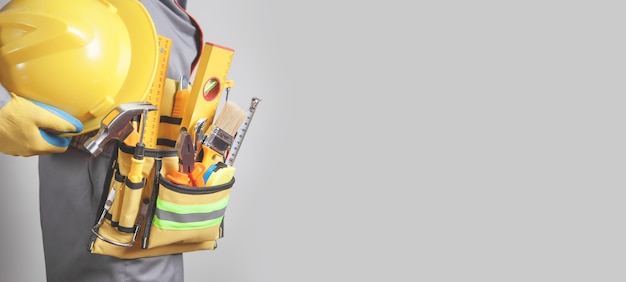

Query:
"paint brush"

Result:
[[196, 101, 247, 168], [225, 97, 261, 166], [214, 100, 247, 137]]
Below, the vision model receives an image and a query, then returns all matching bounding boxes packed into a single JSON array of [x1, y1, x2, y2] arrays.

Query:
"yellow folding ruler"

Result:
[[143, 35, 172, 148]]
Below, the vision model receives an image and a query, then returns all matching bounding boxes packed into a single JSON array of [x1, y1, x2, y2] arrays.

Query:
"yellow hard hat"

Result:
[[0, 0, 158, 134]]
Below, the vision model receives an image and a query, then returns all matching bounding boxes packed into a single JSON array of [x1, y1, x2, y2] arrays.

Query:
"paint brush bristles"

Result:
[[214, 100, 247, 137]]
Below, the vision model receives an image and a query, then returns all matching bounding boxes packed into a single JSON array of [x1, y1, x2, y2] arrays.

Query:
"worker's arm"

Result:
[[0, 85, 9, 108], [0, 88, 83, 157]]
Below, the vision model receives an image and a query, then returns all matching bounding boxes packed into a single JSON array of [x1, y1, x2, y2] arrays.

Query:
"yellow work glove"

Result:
[[0, 93, 83, 156]]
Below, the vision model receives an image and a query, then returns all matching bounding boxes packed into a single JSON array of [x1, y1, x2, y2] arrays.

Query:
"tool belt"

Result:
[[86, 78, 236, 259]]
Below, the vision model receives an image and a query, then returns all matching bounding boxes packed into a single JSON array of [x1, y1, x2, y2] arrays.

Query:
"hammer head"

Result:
[[83, 102, 157, 156]]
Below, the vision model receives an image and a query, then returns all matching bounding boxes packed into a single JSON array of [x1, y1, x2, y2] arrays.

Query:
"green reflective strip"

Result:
[[156, 196, 229, 214], [153, 215, 223, 230], [152, 197, 229, 230]]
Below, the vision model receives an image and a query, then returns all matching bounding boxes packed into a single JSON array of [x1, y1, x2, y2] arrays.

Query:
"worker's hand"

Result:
[[0, 92, 83, 156]]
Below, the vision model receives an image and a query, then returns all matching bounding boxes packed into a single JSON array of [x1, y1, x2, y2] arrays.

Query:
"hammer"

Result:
[[83, 102, 158, 157]]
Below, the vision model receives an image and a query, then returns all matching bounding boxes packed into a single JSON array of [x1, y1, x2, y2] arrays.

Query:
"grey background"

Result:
[[0, 0, 624, 281]]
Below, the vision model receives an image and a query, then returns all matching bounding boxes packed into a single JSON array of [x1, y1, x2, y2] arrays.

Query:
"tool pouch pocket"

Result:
[[88, 142, 235, 259], [145, 174, 233, 249]]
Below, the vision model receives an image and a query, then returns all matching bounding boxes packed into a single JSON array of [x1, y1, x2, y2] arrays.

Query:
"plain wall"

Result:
[[1, 0, 625, 281]]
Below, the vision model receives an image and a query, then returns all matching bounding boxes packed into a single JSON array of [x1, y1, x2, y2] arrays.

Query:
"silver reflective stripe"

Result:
[[155, 207, 226, 223]]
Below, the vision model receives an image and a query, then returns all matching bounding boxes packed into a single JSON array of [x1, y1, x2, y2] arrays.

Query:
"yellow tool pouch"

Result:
[[87, 33, 242, 258], [87, 77, 236, 259], [88, 142, 235, 259]]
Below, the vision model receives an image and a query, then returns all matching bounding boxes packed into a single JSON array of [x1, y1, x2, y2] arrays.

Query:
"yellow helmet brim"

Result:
[[80, 0, 159, 134]]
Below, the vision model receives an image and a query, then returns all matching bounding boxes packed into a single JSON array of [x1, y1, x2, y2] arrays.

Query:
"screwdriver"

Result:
[[130, 109, 148, 183], [119, 109, 149, 231]]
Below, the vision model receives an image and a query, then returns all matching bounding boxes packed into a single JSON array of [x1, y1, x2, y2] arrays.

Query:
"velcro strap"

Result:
[[118, 142, 178, 158]]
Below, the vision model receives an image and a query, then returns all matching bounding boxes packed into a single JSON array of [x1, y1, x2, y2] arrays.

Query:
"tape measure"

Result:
[[225, 97, 261, 166], [143, 36, 172, 148]]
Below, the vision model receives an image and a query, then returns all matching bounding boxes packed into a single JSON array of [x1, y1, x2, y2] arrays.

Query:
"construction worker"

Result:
[[0, 0, 202, 281]]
